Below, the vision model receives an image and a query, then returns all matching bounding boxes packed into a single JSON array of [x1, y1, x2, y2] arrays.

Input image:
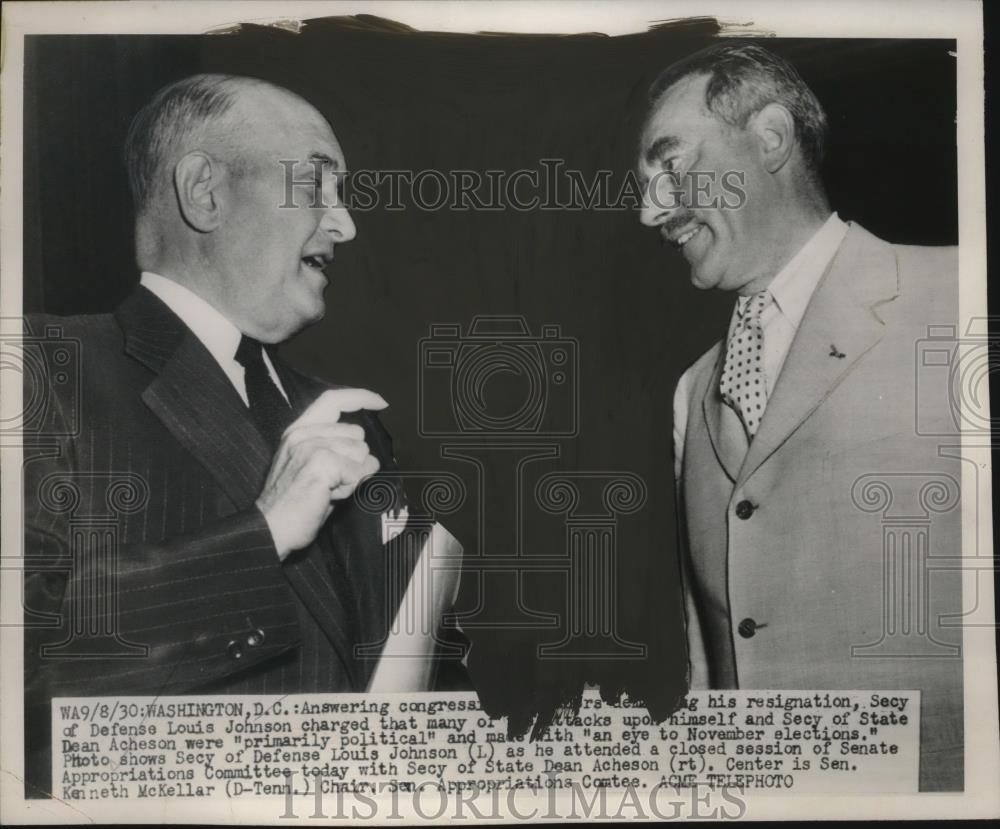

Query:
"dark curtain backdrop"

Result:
[[23, 18, 958, 732]]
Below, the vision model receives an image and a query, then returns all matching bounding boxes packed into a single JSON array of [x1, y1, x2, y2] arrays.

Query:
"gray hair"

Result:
[[648, 42, 829, 176], [124, 74, 259, 215]]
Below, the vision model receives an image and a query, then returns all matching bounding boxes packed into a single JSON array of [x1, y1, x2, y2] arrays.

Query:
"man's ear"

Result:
[[173, 152, 223, 232], [750, 103, 796, 174]]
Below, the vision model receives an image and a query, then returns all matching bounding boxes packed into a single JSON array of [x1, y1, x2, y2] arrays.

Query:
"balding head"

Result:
[[124, 74, 357, 343], [126, 74, 250, 217], [125, 74, 329, 217]]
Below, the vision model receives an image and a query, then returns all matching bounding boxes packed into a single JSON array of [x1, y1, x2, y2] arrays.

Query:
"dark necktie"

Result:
[[235, 336, 359, 686], [234, 335, 293, 448]]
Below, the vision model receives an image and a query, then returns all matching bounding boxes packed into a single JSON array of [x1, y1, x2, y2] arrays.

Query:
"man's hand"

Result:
[[256, 388, 388, 560]]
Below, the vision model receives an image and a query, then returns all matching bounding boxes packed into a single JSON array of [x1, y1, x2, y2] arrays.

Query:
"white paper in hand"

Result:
[[367, 522, 463, 693]]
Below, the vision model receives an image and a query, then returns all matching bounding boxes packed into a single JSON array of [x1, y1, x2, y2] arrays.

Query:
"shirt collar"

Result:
[[738, 212, 848, 328], [139, 271, 242, 366]]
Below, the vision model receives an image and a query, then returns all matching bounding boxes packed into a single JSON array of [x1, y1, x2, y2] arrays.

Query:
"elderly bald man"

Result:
[[22, 75, 416, 794]]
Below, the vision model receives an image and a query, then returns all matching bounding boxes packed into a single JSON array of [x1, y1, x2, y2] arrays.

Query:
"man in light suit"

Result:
[[22, 74, 429, 795], [637, 43, 963, 790]]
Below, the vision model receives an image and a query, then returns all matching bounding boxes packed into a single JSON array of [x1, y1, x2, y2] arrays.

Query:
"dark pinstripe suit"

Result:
[[23, 286, 410, 795]]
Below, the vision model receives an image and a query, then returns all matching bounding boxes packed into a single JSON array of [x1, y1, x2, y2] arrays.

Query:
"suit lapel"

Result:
[[701, 343, 749, 483], [118, 287, 271, 506], [143, 337, 274, 505], [117, 287, 358, 684], [272, 360, 363, 685], [737, 223, 900, 484]]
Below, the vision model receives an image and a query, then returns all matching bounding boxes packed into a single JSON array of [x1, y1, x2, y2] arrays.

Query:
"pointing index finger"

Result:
[[293, 388, 389, 427]]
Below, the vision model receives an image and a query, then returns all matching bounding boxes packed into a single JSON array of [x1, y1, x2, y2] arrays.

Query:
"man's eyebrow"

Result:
[[306, 152, 340, 171], [644, 135, 682, 165]]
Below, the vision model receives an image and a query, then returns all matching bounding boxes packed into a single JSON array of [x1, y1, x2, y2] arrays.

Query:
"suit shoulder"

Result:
[[24, 310, 121, 351], [847, 223, 956, 287], [20, 311, 121, 435], [892, 241, 957, 276], [890, 242, 958, 316], [23, 311, 125, 381]]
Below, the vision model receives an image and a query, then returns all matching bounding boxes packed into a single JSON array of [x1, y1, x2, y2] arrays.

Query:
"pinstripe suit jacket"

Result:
[[23, 286, 411, 795]]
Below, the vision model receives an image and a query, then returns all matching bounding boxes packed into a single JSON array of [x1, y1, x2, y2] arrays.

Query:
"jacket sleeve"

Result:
[[673, 370, 710, 690], [676, 511, 711, 691], [22, 391, 301, 700]]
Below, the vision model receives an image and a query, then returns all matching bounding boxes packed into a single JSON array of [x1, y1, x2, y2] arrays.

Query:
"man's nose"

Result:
[[322, 203, 357, 243], [639, 194, 672, 228], [639, 175, 677, 227]]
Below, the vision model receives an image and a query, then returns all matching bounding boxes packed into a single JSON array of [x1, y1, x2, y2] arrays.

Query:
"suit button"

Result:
[[226, 640, 244, 660], [737, 618, 759, 639], [247, 629, 266, 648], [735, 500, 755, 520]]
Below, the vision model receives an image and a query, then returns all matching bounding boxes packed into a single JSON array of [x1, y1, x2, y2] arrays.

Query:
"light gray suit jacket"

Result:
[[675, 223, 963, 791]]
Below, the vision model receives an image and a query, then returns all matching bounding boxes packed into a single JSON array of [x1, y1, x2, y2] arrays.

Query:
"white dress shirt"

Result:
[[140, 271, 289, 406], [673, 213, 849, 478]]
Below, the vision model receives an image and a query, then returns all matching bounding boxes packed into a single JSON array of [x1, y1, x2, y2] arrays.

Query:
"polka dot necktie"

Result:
[[719, 290, 771, 438]]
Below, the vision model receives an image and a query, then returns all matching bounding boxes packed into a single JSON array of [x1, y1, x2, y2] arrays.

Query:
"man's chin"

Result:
[[302, 297, 327, 326], [262, 304, 326, 344], [686, 247, 731, 291], [295, 300, 326, 329], [688, 266, 718, 291]]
